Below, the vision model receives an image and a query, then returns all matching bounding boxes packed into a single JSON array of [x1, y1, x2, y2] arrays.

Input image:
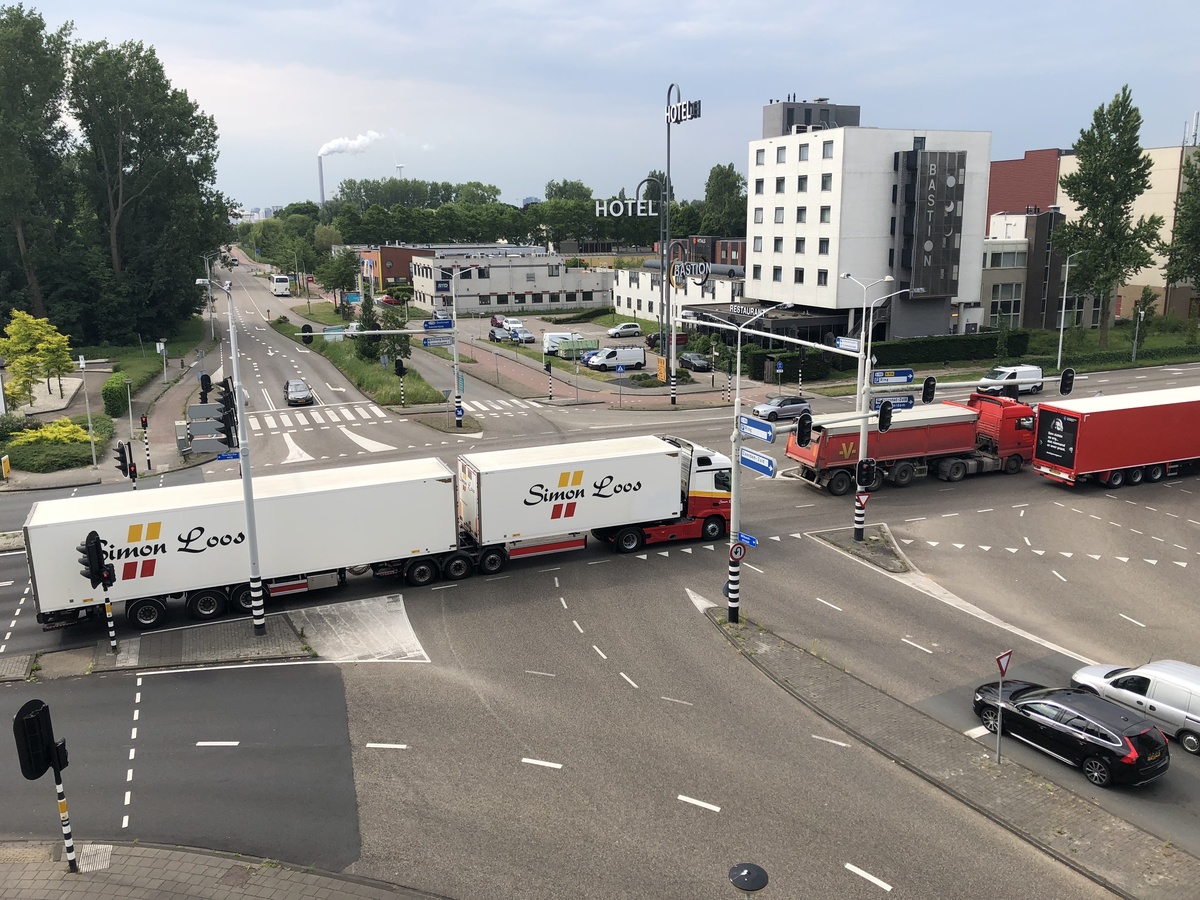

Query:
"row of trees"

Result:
[[0, 4, 232, 347], [0, 310, 74, 408]]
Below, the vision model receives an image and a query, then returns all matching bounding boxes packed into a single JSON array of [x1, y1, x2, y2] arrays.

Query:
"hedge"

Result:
[[870, 331, 1030, 367]]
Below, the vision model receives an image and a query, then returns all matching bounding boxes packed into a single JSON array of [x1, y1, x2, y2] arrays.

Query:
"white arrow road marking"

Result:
[[1060, 552, 1073, 558], [926, 541, 939, 547], [325, 383, 346, 392], [1175, 561, 1188, 568], [1145, 559, 1158, 565], [338, 425, 395, 453], [1088, 554, 1102, 560], [1006, 548, 1018, 554], [979, 545, 991, 551], [1115, 556, 1129, 562], [281, 433, 313, 464], [953, 543, 964, 549], [687, 588, 716, 612], [1032, 550, 1045, 556]]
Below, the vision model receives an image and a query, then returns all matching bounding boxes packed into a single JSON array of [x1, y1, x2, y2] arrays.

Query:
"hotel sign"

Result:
[[666, 99, 702, 125], [595, 199, 660, 218]]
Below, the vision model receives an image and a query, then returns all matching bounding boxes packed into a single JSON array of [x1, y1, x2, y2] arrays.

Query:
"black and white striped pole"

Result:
[[54, 768, 77, 872], [726, 541, 746, 624], [141, 414, 151, 472], [853, 491, 868, 542]]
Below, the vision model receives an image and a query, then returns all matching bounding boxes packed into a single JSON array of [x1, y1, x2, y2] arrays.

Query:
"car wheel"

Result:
[[1146, 464, 1166, 482], [1126, 467, 1144, 486], [767, 411, 779, 422], [980, 705, 1001, 734], [702, 515, 726, 540], [1082, 756, 1113, 788], [827, 470, 853, 497], [1004, 454, 1023, 475], [1178, 730, 1200, 755], [892, 461, 916, 487], [947, 460, 967, 482], [615, 527, 644, 553], [185, 589, 228, 621], [1107, 469, 1125, 488]]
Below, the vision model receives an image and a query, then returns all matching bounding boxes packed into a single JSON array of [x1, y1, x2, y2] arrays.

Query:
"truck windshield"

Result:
[[984, 368, 1008, 381]]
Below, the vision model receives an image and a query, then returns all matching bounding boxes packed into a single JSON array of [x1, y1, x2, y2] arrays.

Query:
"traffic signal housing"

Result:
[[216, 378, 238, 448], [877, 400, 893, 434], [140, 414, 148, 430], [77, 530, 104, 588], [199, 372, 212, 404], [921, 376, 937, 404], [857, 457, 877, 489], [1059, 368, 1075, 395], [301, 324, 314, 345], [544, 360, 552, 374], [795, 411, 813, 447], [128, 462, 138, 483], [113, 441, 129, 477]]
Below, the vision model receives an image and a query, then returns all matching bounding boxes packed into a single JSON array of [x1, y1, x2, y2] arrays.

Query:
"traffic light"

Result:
[[856, 457, 877, 489], [301, 324, 314, 345], [544, 360, 552, 374], [795, 412, 813, 447], [128, 462, 138, 483], [921, 376, 937, 404], [77, 530, 104, 589], [140, 414, 148, 431], [113, 441, 129, 477], [216, 377, 238, 448], [394, 358, 406, 377], [199, 372, 212, 404], [1059, 367, 1075, 395], [877, 400, 893, 434]]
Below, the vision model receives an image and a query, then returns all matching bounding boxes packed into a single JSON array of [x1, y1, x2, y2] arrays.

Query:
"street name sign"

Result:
[[738, 415, 775, 444], [873, 395, 915, 410], [422, 335, 455, 348], [735, 532, 758, 548], [872, 368, 915, 385], [423, 319, 453, 330], [738, 447, 776, 478]]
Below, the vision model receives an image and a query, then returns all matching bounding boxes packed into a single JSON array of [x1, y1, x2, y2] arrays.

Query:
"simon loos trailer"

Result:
[[1033, 385, 1200, 487], [784, 393, 1036, 495], [27, 436, 730, 631]]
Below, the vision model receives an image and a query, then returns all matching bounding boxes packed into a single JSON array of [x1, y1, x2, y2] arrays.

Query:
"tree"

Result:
[[0, 310, 56, 406], [544, 179, 592, 202], [0, 6, 72, 319], [1164, 150, 1200, 315], [355, 290, 381, 361], [315, 247, 359, 307], [1056, 86, 1164, 348], [38, 329, 73, 398], [699, 163, 747, 238]]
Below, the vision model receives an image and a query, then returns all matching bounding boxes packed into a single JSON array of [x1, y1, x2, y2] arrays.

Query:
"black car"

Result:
[[487, 327, 512, 342], [972, 680, 1169, 787], [283, 379, 314, 406], [678, 352, 712, 372]]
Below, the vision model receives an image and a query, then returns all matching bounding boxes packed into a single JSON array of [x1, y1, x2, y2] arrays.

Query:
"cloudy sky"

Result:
[[40, 0, 1199, 213]]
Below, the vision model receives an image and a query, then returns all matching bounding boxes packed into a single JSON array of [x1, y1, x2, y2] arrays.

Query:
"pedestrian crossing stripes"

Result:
[[247, 397, 542, 431], [462, 398, 543, 415]]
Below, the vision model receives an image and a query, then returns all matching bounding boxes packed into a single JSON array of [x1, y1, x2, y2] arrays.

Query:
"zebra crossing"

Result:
[[247, 403, 396, 433], [460, 397, 543, 417]]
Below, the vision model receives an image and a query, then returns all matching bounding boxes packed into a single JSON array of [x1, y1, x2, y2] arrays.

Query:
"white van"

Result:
[[587, 346, 646, 372], [270, 275, 291, 297], [542, 332, 584, 355], [977, 364, 1042, 395], [1072, 660, 1200, 753]]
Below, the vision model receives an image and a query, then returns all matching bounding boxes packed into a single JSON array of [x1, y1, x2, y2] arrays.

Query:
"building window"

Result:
[[756, 149, 765, 165], [647, 300, 653, 313], [772, 266, 783, 282], [752, 264, 762, 280], [549, 293, 560, 303], [497, 295, 509, 305], [821, 173, 833, 191], [890, 216, 896, 236], [797, 175, 808, 192], [477, 267, 489, 279], [818, 238, 830, 255], [478, 295, 491, 306], [547, 265, 560, 277], [822, 140, 834, 159], [775, 176, 786, 193], [773, 237, 783, 253], [793, 267, 805, 284], [636, 298, 643, 311], [515, 294, 526, 304], [774, 207, 785, 224], [820, 206, 831, 224], [532, 293, 543, 303], [753, 236, 763, 252], [525, 272, 536, 282], [989, 251, 1029, 268], [989, 284, 1024, 327], [817, 269, 829, 286], [796, 206, 807, 224], [754, 207, 764, 224], [799, 144, 809, 161], [795, 237, 806, 253], [754, 179, 764, 195], [776, 146, 786, 164]]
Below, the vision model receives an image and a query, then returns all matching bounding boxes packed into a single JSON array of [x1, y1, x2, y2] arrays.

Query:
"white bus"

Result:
[[270, 275, 291, 297]]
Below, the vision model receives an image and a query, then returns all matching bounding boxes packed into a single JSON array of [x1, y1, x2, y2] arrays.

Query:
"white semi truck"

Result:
[[26, 435, 731, 630]]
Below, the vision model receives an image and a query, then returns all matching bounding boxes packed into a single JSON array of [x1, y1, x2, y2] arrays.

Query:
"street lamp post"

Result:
[[446, 264, 478, 429], [200, 252, 219, 340], [1132, 308, 1146, 363], [635, 176, 667, 359], [841, 274, 893, 412], [1057, 252, 1082, 371]]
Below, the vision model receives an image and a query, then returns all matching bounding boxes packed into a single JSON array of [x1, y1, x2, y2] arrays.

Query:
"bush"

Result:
[[2, 441, 100, 473], [102, 372, 129, 417], [8, 417, 90, 446], [0, 413, 36, 443]]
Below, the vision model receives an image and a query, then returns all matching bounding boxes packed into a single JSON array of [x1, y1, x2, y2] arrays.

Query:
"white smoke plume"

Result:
[[318, 130, 383, 157]]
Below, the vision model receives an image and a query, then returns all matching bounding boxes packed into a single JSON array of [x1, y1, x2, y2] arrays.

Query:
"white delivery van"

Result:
[[587, 346, 646, 372], [1072, 660, 1200, 753], [270, 275, 291, 297], [543, 332, 584, 355], [977, 364, 1042, 395]]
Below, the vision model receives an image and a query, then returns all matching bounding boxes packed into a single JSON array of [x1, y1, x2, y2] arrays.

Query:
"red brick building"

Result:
[[987, 148, 1064, 218]]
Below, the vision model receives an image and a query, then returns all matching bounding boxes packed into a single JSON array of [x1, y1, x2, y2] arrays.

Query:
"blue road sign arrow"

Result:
[[738, 415, 775, 444], [738, 447, 776, 478], [735, 531, 759, 548], [872, 368, 915, 385], [422, 335, 455, 347], [423, 319, 453, 330], [873, 395, 915, 410], [216, 452, 241, 460]]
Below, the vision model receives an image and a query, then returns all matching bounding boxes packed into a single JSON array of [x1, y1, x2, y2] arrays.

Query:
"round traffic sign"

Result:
[[729, 541, 747, 561], [455, 407, 464, 419]]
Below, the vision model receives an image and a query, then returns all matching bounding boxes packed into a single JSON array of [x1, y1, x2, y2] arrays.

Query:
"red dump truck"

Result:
[[784, 393, 1036, 495], [1032, 385, 1200, 487]]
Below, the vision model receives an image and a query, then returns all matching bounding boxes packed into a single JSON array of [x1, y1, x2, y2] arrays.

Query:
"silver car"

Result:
[[752, 395, 811, 421]]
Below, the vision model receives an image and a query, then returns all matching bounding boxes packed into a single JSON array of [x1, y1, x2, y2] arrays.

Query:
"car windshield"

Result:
[[983, 368, 1007, 381], [767, 398, 787, 407]]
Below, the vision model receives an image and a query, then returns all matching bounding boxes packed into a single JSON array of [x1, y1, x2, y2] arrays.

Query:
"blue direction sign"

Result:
[[616, 365, 626, 374], [835, 336, 860, 352], [738, 415, 775, 444], [216, 452, 241, 460], [736, 531, 759, 548], [422, 335, 455, 348], [874, 395, 915, 410], [455, 407, 464, 419], [738, 447, 776, 478], [423, 319, 453, 330], [872, 368, 915, 385]]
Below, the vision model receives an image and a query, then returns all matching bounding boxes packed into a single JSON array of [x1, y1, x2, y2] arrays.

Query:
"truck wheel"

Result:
[[1126, 467, 1144, 486], [478, 548, 507, 575], [1004, 455, 1023, 475], [1146, 464, 1166, 482], [946, 461, 967, 483], [185, 589, 228, 621], [442, 552, 473, 581], [406, 558, 438, 587], [892, 461, 916, 487], [702, 516, 726, 540], [229, 584, 252, 615], [867, 469, 885, 492], [614, 527, 645, 553], [1107, 469, 1125, 488], [827, 470, 853, 496], [126, 597, 167, 630]]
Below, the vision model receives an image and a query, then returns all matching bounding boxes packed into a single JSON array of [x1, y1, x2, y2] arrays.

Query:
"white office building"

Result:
[[744, 121, 991, 339]]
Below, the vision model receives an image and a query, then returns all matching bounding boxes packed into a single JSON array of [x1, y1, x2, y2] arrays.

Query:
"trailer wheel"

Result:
[[1146, 464, 1166, 482], [946, 460, 967, 483], [185, 589, 228, 621], [1004, 455, 1023, 475], [1107, 469, 1125, 488], [892, 461, 916, 487], [126, 597, 167, 630], [702, 516, 726, 540], [614, 527, 645, 553], [406, 558, 438, 587], [228, 584, 252, 615], [826, 470, 853, 496], [1126, 467, 1144, 486], [478, 548, 507, 575], [442, 552, 473, 581]]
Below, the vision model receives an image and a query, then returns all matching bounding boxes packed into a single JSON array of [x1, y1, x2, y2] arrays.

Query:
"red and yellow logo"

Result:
[[117, 521, 164, 581], [549, 470, 584, 520]]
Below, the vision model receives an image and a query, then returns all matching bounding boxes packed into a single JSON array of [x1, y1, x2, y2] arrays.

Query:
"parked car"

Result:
[[972, 680, 1169, 788], [752, 395, 811, 421], [646, 332, 688, 350], [1071, 660, 1200, 754], [977, 364, 1043, 395], [678, 352, 712, 372], [379, 294, 402, 306], [579, 349, 602, 365], [490, 314, 507, 328], [283, 379, 314, 406], [503, 317, 524, 332], [488, 327, 513, 343], [344, 322, 363, 338], [587, 346, 646, 371], [607, 322, 642, 339], [511, 328, 536, 344]]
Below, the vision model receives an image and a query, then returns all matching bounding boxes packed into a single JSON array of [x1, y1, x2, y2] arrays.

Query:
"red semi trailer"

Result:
[[1032, 385, 1200, 487], [784, 393, 1036, 495]]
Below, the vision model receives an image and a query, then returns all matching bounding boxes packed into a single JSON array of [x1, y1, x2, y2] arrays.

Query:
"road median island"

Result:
[[810, 523, 909, 573]]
